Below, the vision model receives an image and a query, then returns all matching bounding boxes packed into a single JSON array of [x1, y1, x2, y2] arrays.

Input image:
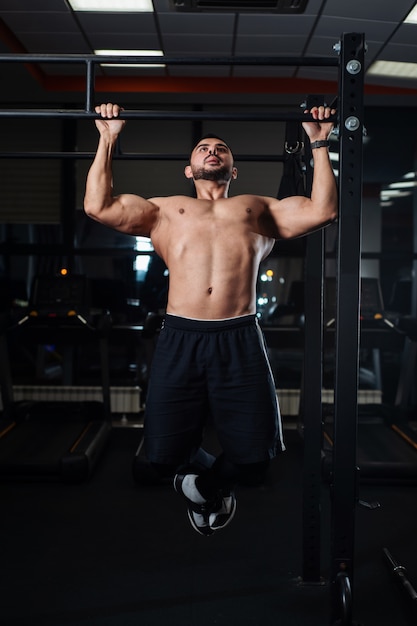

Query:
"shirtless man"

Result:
[[84, 102, 337, 536]]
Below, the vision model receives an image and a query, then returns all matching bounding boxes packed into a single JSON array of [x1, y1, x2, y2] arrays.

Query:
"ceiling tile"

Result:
[[2, 12, 79, 33], [302, 0, 325, 13], [323, 0, 416, 21], [88, 33, 160, 49], [16, 32, 91, 53], [314, 16, 397, 42], [390, 22, 417, 45], [377, 42, 417, 63], [158, 12, 235, 34], [0, 0, 69, 10], [304, 36, 340, 57], [152, 0, 172, 9], [237, 14, 316, 36], [235, 36, 307, 56], [162, 34, 233, 55]]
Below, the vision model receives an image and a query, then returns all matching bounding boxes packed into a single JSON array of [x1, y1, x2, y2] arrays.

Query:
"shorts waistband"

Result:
[[163, 314, 257, 332]]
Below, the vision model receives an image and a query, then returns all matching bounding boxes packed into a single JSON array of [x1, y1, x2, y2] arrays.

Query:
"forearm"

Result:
[[84, 132, 118, 217], [310, 144, 338, 222]]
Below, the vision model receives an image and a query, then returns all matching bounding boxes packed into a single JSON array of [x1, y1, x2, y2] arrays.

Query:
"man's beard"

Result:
[[192, 164, 232, 183]]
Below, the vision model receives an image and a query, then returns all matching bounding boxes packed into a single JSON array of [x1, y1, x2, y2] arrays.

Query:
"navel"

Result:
[[179, 208, 185, 214], [207, 287, 213, 294]]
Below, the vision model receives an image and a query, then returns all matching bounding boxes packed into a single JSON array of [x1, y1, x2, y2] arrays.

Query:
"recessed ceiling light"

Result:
[[388, 181, 417, 189], [68, 0, 154, 11], [367, 60, 417, 79], [380, 189, 412, 199], [405, 5, 417, 23], [95, 49, 165, 68]]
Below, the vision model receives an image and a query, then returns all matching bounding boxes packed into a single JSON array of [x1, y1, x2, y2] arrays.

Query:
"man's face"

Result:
[[188, 138, 236, 183]]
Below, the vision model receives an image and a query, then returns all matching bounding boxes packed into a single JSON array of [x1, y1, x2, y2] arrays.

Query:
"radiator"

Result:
[[1, 385, 141, 414], [0, 386, 380, 416], [277, 388, 382, 416]]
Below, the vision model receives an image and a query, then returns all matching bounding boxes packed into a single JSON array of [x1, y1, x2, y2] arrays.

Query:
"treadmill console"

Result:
[[29, 275, 90, 320]]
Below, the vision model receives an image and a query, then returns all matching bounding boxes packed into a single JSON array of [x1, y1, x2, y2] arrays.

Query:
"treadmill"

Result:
[[0, 274, 112, 482], [323, 278, 417, 482]]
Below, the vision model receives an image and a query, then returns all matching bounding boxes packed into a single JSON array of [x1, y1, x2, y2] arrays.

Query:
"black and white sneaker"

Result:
[[174, 473, 213, 536], [209, 491, 237, 530], [174, 473, 236, 535]]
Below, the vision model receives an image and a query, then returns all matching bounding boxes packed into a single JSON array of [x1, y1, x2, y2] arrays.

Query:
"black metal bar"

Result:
[[336, 572, 353, 626], [0, 151, 287, 161], [330, 33, 365, 625], [300, 104, 325, 582], [0, 327, 14, 417], [0, 109, 338, 122], [85, 60, 95, 113], [383, 548, 417, 603], [301, 227, 325, 583], [60, 119, 78, 271], [99, 333, 112, 421], [0, 244, 151, 257], [412, 169, 417, 317], [0, 243, 308, 259], [312, 251, 417, 261], [0, 53, 339, 67]]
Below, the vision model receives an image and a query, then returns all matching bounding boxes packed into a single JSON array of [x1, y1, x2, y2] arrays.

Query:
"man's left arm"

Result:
[[265, 106, 338, 239]]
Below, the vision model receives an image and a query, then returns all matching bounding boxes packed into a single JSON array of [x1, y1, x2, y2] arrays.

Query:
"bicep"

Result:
[[264, 195, 313, 239], [97, 193, 160, 237]]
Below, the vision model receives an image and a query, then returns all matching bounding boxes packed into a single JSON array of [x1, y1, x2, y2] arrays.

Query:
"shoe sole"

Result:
[[210, 494, 237, 530], [187, 508, 215, 536]]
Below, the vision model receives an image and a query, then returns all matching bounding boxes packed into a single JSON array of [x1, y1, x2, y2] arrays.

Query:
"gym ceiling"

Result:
[[0, 0, 417, 101]]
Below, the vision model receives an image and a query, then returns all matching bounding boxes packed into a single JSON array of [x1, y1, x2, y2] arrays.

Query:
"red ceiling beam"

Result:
[[43, 74, 417, 96]]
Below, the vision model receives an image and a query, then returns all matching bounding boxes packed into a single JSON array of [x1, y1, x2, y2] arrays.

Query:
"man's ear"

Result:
[[184, 165, 193, 179], [232, 167, 238, 180]]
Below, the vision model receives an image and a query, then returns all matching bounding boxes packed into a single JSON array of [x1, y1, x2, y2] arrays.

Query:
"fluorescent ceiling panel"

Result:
[[68, 0, 154, 11], [405, 5, 417, 23], [95, 49, 164, 67], [367, 60, 417, 79]]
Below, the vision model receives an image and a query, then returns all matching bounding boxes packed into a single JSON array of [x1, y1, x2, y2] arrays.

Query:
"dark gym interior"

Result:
[[1, 2, 417, 625]]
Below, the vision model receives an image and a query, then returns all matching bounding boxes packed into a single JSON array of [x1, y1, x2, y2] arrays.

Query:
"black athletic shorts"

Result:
[[144, 314, 285, 466]]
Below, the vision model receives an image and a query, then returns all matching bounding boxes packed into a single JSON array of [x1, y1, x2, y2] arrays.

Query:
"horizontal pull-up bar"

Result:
[[0, 152, 288, 161], [0, 53, 339, 68], [0, 109, 338, 122]]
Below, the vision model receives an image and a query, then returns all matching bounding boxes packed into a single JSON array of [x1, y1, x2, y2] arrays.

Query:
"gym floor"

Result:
[[2, 425, 417, 626]]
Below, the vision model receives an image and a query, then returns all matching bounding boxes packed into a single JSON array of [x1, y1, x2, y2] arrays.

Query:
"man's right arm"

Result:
[[84, 103, 159, 237]]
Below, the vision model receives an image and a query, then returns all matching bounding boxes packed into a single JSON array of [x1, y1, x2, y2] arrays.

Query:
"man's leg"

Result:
[[178, 316, 282, 535]]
